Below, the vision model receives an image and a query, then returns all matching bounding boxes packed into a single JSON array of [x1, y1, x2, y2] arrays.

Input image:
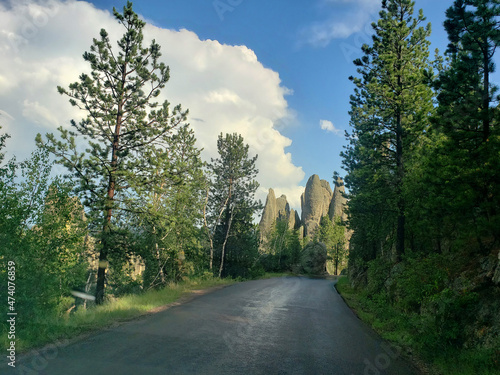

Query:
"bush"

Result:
[[365, 257, 392, 296], [391, 254, 449, 313]]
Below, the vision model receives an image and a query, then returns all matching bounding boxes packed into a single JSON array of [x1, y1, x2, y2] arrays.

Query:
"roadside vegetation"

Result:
[[336, 276, 500, 375], [340, 0, 500, 374], [9, 276, 237, 353]]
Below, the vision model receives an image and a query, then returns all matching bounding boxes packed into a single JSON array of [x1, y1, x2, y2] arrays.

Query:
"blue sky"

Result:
[[90, 0, 451, 189], [0, 0, 453, 210]]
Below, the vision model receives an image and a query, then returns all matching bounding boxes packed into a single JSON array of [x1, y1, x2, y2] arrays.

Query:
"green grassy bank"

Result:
[[335, 276, 500, 375]]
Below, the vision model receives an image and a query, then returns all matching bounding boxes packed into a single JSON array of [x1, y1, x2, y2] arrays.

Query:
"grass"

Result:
[[335, 276, 500, 375]]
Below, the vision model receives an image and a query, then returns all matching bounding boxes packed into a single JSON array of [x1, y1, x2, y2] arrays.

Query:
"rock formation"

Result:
[[259, 188, 278, 239], [301, 174, 333, 238], [258, 174, 349, 243], [259, 189, 301, 242], [276, 194, 289, 220], [328, 177, 348, 222], [288, 209, 300, 232]]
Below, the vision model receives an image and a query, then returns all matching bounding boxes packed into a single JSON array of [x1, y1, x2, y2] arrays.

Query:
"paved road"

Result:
[[16, 277, 419, 375]]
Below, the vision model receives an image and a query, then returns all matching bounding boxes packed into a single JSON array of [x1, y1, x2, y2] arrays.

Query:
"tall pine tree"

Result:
[[342, 0, 434, 262], [430, 0, 500, 251], [36, 2, 188, 303], [206, 133, 262, 278]]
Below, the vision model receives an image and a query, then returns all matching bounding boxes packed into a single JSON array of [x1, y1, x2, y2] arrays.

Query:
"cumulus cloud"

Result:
[[320, 119, 341, 135], [300, 0, 380, 47], [0, 0, 304, 209], [319, 120, 342, 135]]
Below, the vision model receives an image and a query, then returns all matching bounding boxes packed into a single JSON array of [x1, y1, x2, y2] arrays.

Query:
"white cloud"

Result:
[[22, 99, 60, 128], [0, 0, 305, 210], [300, 0, 380, 47], [320, 119, 341, 135]]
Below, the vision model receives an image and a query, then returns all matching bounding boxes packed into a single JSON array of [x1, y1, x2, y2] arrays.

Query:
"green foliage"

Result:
[[36, 1, 188, 303], [424, 0, 500, 252], [206, 133, 262, 278], [129, 124, 207, 289], [0, 149, 90, 341], [342, 0, 435, 262], [261, 220, 302, 272], [337, 271, 499, 375], [342, 5, 500, 373], [364, 257, 392, 297], [390, 254, 449, 313], [317, 215, 347, 275]]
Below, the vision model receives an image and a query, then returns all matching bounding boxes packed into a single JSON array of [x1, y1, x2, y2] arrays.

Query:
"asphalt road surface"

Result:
[[16, 277, 419, 375]]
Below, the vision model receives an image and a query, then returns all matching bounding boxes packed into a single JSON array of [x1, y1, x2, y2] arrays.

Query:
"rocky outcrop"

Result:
[[288, 209, 300, 232], [493, 250, 500, 285], [300, 241, 328, 275], [276, 194, 290, 220], [259, 189, 301, 241], [328, 177, 347, 222], [259, 175, 349, 246], [259, 188, 278, 239], [301, 174, 333, 238]]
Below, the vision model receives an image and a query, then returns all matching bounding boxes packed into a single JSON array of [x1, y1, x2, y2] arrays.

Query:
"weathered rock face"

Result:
[[259, 188, 278, 239], [300, 241, 327, 275], [288, 209, 301, 231], [258, 174, 349, 247], [259, 189, 301, 241], [276, 194, 290, 220], [301, 174, 333, 238], [328, 177, 347, 222]]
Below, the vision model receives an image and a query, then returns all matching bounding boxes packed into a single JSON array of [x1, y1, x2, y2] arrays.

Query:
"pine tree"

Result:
[[342, 0, 434, 262], [429, 0, 500, 251], [207, 133, 262, 278], [443, 0, 500, 143], [36, 2, 188, 303]]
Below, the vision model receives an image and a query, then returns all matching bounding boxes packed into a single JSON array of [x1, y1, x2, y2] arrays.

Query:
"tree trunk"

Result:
[[218, 180, 233, 278], [218, 205, 233, 278], [203, 187, 214, 271], [95, 69, 126, 304], [395, 39, 405, 262], [482, 49, 490, 142], [96, 205, 113, 304], [154, 227, 165, 285]]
